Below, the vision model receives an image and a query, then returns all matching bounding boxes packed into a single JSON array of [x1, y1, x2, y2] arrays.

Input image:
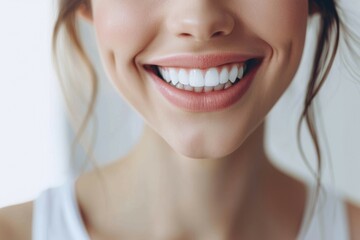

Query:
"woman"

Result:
[[0, 0, 360, 239]]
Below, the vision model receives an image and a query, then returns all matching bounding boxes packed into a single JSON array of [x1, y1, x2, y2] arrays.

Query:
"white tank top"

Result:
[[32, 178, 350, 240]]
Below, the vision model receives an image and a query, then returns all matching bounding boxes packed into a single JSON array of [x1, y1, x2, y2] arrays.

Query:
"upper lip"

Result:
[[145, 53, 262, 69]]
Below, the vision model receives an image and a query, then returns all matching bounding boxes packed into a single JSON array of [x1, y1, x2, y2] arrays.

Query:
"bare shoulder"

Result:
[[346, 199, 360, 240], [75, 160, 129, 208], [75, 161, 133, 234], [0, 201, 33, 240]]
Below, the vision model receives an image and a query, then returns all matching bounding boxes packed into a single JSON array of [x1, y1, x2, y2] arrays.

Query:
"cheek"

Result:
[[241, 0, 308, 45], [92, 2, 157, 66], [244, 2, 308, 81], [237, 0, 308, 124], [91, 2, 159, 108]]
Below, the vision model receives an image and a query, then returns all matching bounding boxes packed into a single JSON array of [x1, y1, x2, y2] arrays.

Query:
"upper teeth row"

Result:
[[158, 63, 247, 88]]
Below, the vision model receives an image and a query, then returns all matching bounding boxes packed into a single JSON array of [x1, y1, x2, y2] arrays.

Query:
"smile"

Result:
[[150, 62, 248, 92], [144, 55, 262, 112]]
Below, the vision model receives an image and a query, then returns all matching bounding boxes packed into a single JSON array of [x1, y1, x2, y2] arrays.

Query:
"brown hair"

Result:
[[296, 0, 340, 232], [52, 0, 342, 235]]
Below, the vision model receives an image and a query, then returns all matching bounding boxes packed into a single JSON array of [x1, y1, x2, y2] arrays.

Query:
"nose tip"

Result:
[[166, 4, 235, 42], [178, 16, 234, 41]]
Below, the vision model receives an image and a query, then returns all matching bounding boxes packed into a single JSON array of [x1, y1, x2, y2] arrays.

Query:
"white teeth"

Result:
[[238, 65, 244, 79], [160, 68, 171, 83], [214, 83, 225, 91], [157, 63, 247, 91], [189, 69, 204, 87], [194, 87, 203, 92], [178, 69, 189, 85], [204, 68, 219, 87], [169, 69, 179, 85], [224, 82, 232, 89], [204, 86, 214, 92], [184, 85, 194, 91], [176, 83, 184, 89], [229, 65, 238, 83], [219, 68, 229, 84]]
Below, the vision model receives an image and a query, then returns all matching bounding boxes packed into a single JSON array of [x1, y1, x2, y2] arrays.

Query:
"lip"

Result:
[[146, 58, 261, 112], [146, 53, 262, 69]]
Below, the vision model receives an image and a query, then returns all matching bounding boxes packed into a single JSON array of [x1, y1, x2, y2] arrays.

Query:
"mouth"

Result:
[[144, 58, 260, 93], [144, 56, 262, 112]]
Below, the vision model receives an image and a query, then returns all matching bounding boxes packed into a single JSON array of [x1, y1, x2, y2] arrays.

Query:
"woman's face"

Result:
[[87, 0, 309, 158]]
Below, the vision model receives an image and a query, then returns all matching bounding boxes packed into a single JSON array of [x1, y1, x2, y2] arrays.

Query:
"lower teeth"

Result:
[[169, 79, 240, 92]]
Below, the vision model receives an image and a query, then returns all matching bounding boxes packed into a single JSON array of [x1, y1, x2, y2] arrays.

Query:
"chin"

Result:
[[167, 134, 243, 160]]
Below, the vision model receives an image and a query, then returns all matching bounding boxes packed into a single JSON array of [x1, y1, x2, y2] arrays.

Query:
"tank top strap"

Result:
[[32, 178, 90, 240], [298, 181, 350, 240]]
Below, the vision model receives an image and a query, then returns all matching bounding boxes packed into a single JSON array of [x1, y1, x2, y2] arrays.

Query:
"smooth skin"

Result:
[[1, 0, 360, 239]]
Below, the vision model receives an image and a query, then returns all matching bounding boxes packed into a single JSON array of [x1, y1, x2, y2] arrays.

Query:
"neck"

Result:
[[122, 122, 274, 239]]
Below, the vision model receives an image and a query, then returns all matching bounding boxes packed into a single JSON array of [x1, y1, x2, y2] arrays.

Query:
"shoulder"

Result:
[[75, 160, 128, 210], [75, 162, 134, 234], [345, 199, 360, 240], [0, 201, 33, 240]]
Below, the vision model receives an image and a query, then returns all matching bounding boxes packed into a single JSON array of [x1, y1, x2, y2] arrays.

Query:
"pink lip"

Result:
[[147, 53, 261, 69], [147, 60, 261, 112]]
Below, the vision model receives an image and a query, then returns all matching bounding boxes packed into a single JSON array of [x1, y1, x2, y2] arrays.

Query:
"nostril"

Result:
[[212, 31, 225, 37], [178, 30, 227, 41], [179, 33, 193, 38]]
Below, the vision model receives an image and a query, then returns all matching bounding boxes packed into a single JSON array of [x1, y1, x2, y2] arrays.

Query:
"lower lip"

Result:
[[148, 63, 260, 112]]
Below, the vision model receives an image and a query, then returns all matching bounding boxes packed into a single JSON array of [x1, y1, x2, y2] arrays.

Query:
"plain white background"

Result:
[[0, 1, 68, 207], [0, 0, 359, 208]]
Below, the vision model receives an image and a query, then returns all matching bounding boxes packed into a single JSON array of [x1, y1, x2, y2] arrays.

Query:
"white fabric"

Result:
[[32, 178, 350, 240], [298, 181, 350, 240], [32, 178, 89, 240]]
